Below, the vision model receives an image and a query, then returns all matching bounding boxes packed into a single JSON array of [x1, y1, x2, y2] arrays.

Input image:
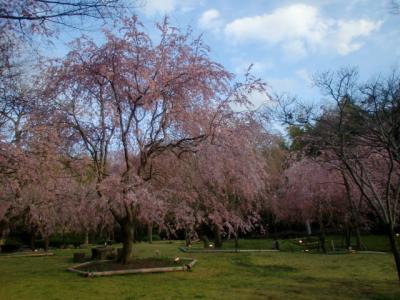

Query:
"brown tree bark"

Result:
[[30, 231, 36, 251], [355, 226, 362, 250], [305, 219, 312, 236], [344, 224, 351, 249], [147, 222, 153, 244], [44, 235, 49, 252], [319, 220, 327, 253], [118, 218, 134, 264], [201, 235, 210, 248], [234, 234, 239, 253], [214, 227, 223, 248], [84, 230, 89, 246], [388, 223, 400, 281], [185, 228, 191, 246], [0, 221, 7, 253]]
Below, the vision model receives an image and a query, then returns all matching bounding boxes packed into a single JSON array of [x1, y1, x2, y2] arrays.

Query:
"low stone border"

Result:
[[179, 247, 279, 253], [67, 258, 197, 277], [0, 252, 54, 257], [326, 250, 389, 255], [357, 251, 388, 254]]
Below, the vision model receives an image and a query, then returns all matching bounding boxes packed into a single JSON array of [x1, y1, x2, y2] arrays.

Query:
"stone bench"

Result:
[[91, 247, 116, 260]]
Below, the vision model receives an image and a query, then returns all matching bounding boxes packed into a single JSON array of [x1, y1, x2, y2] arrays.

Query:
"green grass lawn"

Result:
[[220, 235, 394, 252], [1, 240, 400, 300]]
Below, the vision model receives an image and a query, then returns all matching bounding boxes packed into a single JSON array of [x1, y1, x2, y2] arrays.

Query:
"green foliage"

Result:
[[287, 125, 306, 151]]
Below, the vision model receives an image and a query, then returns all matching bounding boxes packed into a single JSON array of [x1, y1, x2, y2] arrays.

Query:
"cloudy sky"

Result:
[[133, 0, 400, 107], [55, 0, 400, 109]]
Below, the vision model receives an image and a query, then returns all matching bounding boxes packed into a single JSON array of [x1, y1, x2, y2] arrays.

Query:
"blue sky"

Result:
[[52, 0, 400, 109]]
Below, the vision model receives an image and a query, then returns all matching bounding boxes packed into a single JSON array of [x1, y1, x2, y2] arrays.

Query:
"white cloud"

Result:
[[141, 0, 204, 16], [333, 19, 383, 55], [224, 4, 382, 57], [231, 90, 270, 111], [233, 59, 274, 76], [225, 4, 325, 44], [268, 78, 297, 91], [141, 0, 177, 16], [248, 90, 270, 109], [282, 40, 307, 58], [198, 9, 223, 32], [296, 68, 312, 86]]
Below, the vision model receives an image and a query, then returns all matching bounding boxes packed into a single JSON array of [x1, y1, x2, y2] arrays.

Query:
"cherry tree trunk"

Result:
[[214, 227, 223, 248], [355, 226, 362, 250], [234, 234, 239, 253], [0, 223, 6, 252], [118, 219, 134, 264], [84, 230, 89, 246], [319, 221, 326, 253], [44, 235, 49, 252], [344, 225, 351, 249], [305, 219, 312, 236], [387, 223, 400, 281], [147, 223, 153, 244], [30, 232, 36, 251], [201, 235, 210, 248], [61, 229, 65, 248], [185, 228, 191, 246], [0, 231, 3, 253], [353, 214, 362, 250]]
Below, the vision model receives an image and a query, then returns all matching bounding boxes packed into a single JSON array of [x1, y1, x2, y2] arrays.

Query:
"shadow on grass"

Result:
[[230, 255, 400, 300], [231, 256, 298, 277]]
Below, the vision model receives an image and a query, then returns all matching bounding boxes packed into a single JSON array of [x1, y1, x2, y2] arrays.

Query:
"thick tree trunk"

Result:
[[352, 212, 363, 250], [387, 223, 400, 281], [305, 219, 312, 236], [319, 221, 326, 253], [111, 228, 115, 241], [147, 222, 153, 244], [355, 226, 362, 250], [44, 235, 49, 252], [214, 227, 223, 248], [118, 219, 134, 264], [106, 230, 111, 244], [234, 234, 239, 253], [201, 235, 210, 248], [84, 230, 89, 246], [344, 224, 351, 249], [185, 228, 191, 246], [317, 201, 326, 253], [0, 223, 6, 253], [30, 232, 36, 251], [61, 229, 65, 248]]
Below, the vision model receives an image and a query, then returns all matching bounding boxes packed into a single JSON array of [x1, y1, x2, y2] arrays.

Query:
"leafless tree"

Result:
[[0, 0, 131, 37], [276, 67, 400, 280]]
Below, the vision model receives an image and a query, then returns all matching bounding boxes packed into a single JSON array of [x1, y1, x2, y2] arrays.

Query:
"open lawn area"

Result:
[[1, 240, 400, 300]]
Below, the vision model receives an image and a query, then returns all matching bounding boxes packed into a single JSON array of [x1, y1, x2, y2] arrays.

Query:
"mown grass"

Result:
[[220, 235, 394, 252], [0, 239, 399, 300]]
